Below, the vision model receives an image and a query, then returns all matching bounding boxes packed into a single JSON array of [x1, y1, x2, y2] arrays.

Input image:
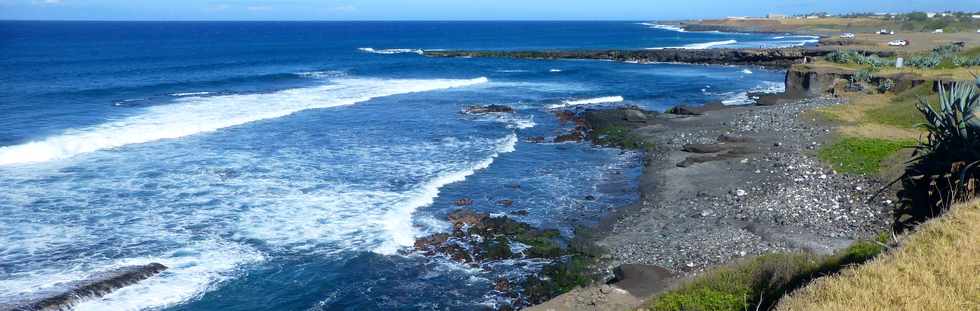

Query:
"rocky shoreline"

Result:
[[424, 48, 834, 68], [527, 95, 894, 310]]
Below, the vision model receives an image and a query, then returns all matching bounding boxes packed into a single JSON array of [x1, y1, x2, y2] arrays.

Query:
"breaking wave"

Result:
[[547, 96, 624, 109], [0, 77, 489, 166]]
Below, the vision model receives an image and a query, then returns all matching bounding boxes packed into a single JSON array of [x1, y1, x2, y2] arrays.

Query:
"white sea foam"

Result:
[[648, 39, 738, 50], [549, 69, 562, 73], [0, 77, 489, 166], [72, 240, 265, 311], [374, 133, 518, 254], [547, 96, 624, 109], [295, 70, 346, 79], [169, 92, 212, 97], [720, 81, 786, 105], [638, 22, 686, 32], [741, 69, 753, 74], [358, 47, 424, 55]]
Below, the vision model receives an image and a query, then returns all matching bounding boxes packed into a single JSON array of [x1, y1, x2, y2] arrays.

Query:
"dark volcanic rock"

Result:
[[426, 48, 834, 68], [452, 198, 474, 206], [10, 263, 167, 311], [463, 104, 514, 114], [554, 131, 584, 143], [666, 102, 729, 115], [610, 264, 677, 297], [526, 136, 545, 143], [682, 143, 731, 154], [447, 208, 486, 228], [496, 199, 514, 207]]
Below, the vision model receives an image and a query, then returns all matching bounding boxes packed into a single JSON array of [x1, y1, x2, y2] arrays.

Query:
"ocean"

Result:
[[0, 21, 802, 310]]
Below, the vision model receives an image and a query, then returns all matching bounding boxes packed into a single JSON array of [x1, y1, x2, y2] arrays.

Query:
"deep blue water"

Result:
[[0, 21, 796, 310]]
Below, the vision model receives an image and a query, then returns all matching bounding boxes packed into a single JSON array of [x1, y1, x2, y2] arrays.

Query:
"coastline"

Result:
[[528, 94, 893, 310]]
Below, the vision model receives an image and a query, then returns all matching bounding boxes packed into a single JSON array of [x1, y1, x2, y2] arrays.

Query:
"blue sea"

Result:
[[0, 21, 805, 310]]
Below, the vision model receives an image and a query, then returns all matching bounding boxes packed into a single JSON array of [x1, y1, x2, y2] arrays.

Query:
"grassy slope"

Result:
[[641, 240, 887, 311], [777, 201, 980, 311], [812, 84, 936, 177]]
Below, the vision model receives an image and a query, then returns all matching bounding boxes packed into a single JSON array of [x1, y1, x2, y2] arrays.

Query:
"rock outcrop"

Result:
[[6, 263, 167, 311], [426, 48, 833, 68]]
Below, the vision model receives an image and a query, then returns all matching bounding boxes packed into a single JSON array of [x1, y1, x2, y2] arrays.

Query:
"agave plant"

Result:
[[913, 77, 980, 161], [896, 76, 980, 231]]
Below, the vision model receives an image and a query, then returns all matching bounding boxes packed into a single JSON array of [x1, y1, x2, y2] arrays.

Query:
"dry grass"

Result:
[[816, 92, 926, 140], [777, 201, 980, 311]]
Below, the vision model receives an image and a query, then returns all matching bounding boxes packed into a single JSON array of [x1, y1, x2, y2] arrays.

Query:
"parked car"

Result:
[[840, 33, 855, 38], [888, 39, 908, 46], [878, 29, 895, 35]]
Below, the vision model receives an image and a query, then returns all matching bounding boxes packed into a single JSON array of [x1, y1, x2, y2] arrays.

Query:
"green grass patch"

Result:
[[818, 136, 914, 175], [863, 84, 936, 128], [645, 241, 886, 311]]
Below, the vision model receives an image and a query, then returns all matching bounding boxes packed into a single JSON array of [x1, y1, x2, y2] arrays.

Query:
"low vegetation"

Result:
[[818, 137, 914, 175], [593, 125, 651, 150], [778, 201, 980, 311], [643, 239, 887, 311]]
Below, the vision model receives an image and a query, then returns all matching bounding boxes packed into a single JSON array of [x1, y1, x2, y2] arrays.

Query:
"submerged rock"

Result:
[[463, 104, 514, 114]]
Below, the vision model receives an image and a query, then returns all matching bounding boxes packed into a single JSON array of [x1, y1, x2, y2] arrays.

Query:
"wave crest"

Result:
[[547, 96, 624, 109], [0, 77, 489, 166]]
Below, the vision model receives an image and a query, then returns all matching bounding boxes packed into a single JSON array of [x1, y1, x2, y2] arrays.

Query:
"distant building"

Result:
[[972, 14, 980, 19], [934, 29, 944, 33], [726, 16, 750, 20], [926, 12, 937, 18], [767, 14, 787, 19], [805, 15, 821, 19]]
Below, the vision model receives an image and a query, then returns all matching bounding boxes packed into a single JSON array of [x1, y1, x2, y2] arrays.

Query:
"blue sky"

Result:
[[1, 0, 978, 20]]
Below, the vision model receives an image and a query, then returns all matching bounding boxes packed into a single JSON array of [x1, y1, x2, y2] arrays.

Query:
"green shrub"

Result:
[[878, 79, 896, 93], [897, 78, 980, 231], [818, 137, 913, 175], [907, 54, 941, 69]]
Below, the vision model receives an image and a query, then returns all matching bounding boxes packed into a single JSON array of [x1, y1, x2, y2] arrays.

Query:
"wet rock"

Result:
[[510, 210, 529, 216], [554, 131, 584, 143], [447, 208, 487, 229], [414, 233, 450, 251], [584, 195, 596, 201], [666, 102, 728, 116], [495, 278, 511, 292], [463, 104, 513, 114], [10, 263, 168, 311], [496, 199, 514, 207], [526, 136, 545, 143], [453, 198, 474, 206]]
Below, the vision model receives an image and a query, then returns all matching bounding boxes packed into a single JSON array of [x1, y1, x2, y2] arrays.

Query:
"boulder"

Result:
[[447, 208, 488, 229], [453, 198, 474, 206], [682, 143, 730, 154], [609, 264, 676, 297], [496, 199, 514, 207]]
